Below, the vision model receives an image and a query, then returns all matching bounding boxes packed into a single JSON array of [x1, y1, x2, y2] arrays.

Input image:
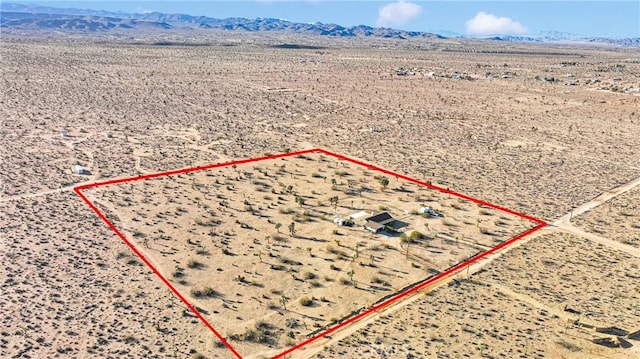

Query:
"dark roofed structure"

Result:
[[364, 212, 396, 233]]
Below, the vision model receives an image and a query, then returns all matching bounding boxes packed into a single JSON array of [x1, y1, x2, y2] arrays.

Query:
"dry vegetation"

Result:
[[1, 31, 638, 359], [571, 187, 640, 247], [314, 232, 640, 359], [83, 152, 533, 356]]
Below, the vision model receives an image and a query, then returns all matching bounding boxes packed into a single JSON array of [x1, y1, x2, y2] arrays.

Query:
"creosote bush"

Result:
[[299, 296, 313, 306]]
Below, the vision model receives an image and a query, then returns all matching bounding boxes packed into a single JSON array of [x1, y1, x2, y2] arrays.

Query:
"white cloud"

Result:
[[376, 1, 422, 28], [135, 6, 154, 14], [465, 11, 527, 35]]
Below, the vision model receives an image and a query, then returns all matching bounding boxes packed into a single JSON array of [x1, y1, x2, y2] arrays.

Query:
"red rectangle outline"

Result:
[[74, 148, 547, 359]]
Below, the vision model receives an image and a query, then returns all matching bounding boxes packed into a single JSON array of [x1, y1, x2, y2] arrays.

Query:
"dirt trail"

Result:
[[480, 280, 587, 325], [554, 175, 640, 224], [548, 174, 640, 258], [553, 223, 640, 258], [0, 183, 85, 202]]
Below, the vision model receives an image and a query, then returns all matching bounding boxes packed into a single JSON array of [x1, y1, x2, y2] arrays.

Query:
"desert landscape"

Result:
[[1, 23, 639, 359], [80, 150, 536, 357]]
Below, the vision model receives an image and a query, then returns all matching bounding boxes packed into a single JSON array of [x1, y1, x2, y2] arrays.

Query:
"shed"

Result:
[[60, 130, 69, 137], [74, 165, 85, 175]]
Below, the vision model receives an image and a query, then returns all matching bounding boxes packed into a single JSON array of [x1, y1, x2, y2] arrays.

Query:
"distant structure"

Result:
[[363, 212, 396, 233], [60, 130, 69, 137], [419, 206, 444, 218], [333, 218, 354, 227], [74, 165, 85, 175]]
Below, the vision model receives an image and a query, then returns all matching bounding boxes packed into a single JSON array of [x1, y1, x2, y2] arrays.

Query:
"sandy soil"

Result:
[[1, 32, 639, 359], [310, 231, 640, 359], [571, 186, 640, 247], [81, 151, 533, 356]]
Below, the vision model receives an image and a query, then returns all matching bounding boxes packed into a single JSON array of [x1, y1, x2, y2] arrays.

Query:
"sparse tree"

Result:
[[288, 222, 296, 237], [379, 176, 389, 190], [275, 223, 282, 233], [329, 196, 339, 209], [279, 295, 289, 310], [347, 269, 355, 287]]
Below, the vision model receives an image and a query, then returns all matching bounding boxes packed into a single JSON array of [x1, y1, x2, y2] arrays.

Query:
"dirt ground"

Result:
[[309, 232, 640, 359], [81, 151, 534, 356], [571, 186, 640, 248], [1, 31, 639, 359]]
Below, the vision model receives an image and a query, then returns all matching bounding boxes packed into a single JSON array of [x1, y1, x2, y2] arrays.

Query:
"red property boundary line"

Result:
[[74, 148, 547, 359]]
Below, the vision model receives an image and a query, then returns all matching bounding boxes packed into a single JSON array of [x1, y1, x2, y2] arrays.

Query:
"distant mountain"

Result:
[[0, 3, 443, 39], [1, 2, 637, 47], [481, 31, 639, 47], [0, 11, 172, 31]]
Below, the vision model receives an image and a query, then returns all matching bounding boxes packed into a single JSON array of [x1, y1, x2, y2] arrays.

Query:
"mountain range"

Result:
[[1, 2, 637, 46]]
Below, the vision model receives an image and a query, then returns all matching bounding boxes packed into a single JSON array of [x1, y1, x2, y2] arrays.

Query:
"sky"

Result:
[[8, 1, 640, 38]]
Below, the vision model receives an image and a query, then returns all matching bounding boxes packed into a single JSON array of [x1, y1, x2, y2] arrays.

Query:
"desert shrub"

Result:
[[304, 272, 317, 280], [479, 208, 494, 216], [280, 257, 302, 266], [243, 321, 273, 344], [409, 231, 424, 241], [299, 296, 313, 306], [190, 288, 204, 298], [196, 248, 210, 255], [371, 276, 390, 286], [172, 267, 185, 278], [270, 264, 286, 271], [202, 287, 219, 297], [187, 259, 203, 269], [279, 207, 295, 215], [479, 227, 495, 236]]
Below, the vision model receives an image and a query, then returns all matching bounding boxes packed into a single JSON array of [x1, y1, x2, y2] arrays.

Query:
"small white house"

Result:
[[60, 130, 69, 137], [333, 218, 346, 226], [418, 206, 432, 214], [74, 165, 85, 175]]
